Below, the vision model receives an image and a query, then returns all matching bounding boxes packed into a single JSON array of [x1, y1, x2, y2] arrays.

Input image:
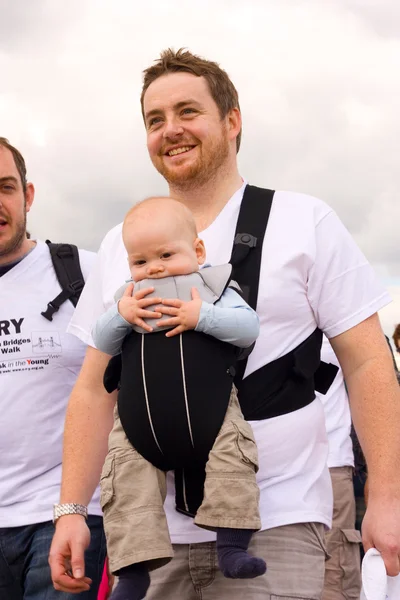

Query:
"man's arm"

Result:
[[50, 346, 116, 594], [330, 313, 400, 576]]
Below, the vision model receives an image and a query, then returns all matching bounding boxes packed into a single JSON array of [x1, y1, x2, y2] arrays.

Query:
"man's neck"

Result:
[[169, 167, 243, 233], [0, 239, 36, 267]]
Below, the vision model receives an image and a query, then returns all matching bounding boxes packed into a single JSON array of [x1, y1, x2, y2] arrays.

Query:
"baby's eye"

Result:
[[133, 260, 146, 266], [161, 252, 172, 259]]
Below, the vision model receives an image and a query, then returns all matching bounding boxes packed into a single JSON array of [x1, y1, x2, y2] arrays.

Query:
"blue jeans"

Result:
[[0, 515, 106, 599]]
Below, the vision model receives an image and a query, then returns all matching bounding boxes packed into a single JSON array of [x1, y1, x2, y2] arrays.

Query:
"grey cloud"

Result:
[[1, 0, 399, 288], [343, 0, 400, 39], [0, 0, 83, 54]]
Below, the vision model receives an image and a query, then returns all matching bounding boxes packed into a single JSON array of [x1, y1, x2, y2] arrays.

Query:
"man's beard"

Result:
[[153, 129, 230, 190], [0, 212, 27, 259]]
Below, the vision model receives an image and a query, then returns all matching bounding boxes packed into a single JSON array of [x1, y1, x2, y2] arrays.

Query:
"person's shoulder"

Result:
[[272, 189, 333, 224], [34, 239, 50, 254], [77, 247, 96, 261], [36, 239, 96, 283], [75, 223, 124, 279], [36, 239, 95, 262], [100, 222, 123, 252], [76, 247, 97, 279]]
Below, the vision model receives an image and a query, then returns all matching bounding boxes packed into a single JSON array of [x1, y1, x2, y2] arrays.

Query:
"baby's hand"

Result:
[[118, 283, 162, 332], [155, 287, 202, 337]]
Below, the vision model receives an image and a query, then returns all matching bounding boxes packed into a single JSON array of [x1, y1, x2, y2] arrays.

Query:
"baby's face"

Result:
[[124, 217, 205, 283]]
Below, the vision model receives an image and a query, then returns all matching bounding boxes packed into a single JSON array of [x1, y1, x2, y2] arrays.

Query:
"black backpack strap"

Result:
[[41, 240, 85, 321], [230, 185, 274, 382]]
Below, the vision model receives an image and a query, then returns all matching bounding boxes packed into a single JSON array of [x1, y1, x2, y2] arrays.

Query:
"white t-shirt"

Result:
[[69, 182, 390, 541], [318, 336, 354, 469], [0, 240, 102, 527]]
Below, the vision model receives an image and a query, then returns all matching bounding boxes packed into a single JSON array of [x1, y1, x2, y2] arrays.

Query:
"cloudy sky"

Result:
[[1, 0, 399, 336]]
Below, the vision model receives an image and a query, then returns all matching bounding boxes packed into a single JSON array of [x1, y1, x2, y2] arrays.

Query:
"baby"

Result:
[[93, 197, 266, 600]]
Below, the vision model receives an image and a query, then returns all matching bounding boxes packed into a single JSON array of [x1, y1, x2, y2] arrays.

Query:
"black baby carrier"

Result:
[[104, 185, 338, 515]]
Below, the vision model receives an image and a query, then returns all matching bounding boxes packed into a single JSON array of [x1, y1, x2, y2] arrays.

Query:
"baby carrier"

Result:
[[104, 185, 338, 515], [117, 265, 240, 476]]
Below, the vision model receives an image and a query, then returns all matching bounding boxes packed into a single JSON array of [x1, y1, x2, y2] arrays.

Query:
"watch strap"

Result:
[[53, 502, 88, 524]]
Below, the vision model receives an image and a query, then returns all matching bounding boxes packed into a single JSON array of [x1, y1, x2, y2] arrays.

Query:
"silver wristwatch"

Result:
[[53, 503, 88, 524]]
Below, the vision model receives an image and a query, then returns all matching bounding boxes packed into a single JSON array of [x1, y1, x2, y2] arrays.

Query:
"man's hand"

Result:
[[362, 494, 400, 576], [49, 515, 92, 594], [156, 287, 202, 337], [118, 283, 161, 332], [364, 476, 369, 506]]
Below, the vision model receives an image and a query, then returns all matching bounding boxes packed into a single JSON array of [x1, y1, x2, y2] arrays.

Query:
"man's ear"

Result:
[[25, 182, 35, 213], [227, 107, 241, 145], [194, 238, 206, 265]]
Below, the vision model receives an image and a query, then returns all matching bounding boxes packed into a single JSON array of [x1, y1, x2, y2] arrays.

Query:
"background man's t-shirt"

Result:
[[0, 240, 102, 526]]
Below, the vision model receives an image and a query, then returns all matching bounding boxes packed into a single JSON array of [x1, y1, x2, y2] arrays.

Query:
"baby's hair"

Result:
[[123, 196, 198, 239]]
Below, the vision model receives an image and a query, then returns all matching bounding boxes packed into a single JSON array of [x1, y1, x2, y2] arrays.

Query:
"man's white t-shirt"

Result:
[[68, 182, 390, 542], [0, 240, 102, 527], [318, 336, 354, 469]]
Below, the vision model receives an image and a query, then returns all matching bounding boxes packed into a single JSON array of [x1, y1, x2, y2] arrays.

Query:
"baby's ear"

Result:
[[195, 238, 206, 265]]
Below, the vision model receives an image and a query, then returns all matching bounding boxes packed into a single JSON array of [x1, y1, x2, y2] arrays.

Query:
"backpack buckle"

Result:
[[41, 302, 59, 322], [41, 280, 84, 322], [234, 233, 257, 248]]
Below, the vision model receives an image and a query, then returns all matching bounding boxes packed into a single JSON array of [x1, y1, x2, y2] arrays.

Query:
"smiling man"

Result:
[[50, 50, 400, 600], [0, 137, 106, 600], [0, 148, 34, 261]]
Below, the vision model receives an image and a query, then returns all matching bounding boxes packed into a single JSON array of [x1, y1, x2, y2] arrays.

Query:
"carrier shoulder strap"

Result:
[[230, 185, 274, 381], [230, 184, 338, 394], [230, 185, 274, 309], [41, 240, 85, 321]]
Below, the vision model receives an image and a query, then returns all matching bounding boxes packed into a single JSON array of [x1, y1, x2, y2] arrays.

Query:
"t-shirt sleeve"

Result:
[[67, 244, 108, 347], [307, 210, 391, 338], [92, 304, 132, 356]]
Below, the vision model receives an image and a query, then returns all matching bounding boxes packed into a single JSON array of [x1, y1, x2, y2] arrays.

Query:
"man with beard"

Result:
[[0, 137, 106, 599], [50, 50, 400, 600]]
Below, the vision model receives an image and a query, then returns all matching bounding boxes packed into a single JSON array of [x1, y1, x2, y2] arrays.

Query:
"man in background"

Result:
[[0, 137, 106, 599]]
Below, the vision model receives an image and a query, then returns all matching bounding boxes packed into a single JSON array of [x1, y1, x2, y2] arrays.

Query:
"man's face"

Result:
[[143, 72, 231, 187], [0, 146, 34, 261]]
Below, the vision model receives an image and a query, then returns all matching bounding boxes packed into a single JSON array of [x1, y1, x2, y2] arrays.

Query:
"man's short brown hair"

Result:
[[141, 48, 242, 152], [0, 137, 27, 193]]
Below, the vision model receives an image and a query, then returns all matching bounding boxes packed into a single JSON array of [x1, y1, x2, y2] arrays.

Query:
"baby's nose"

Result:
[[148, 263, 164, 274]]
